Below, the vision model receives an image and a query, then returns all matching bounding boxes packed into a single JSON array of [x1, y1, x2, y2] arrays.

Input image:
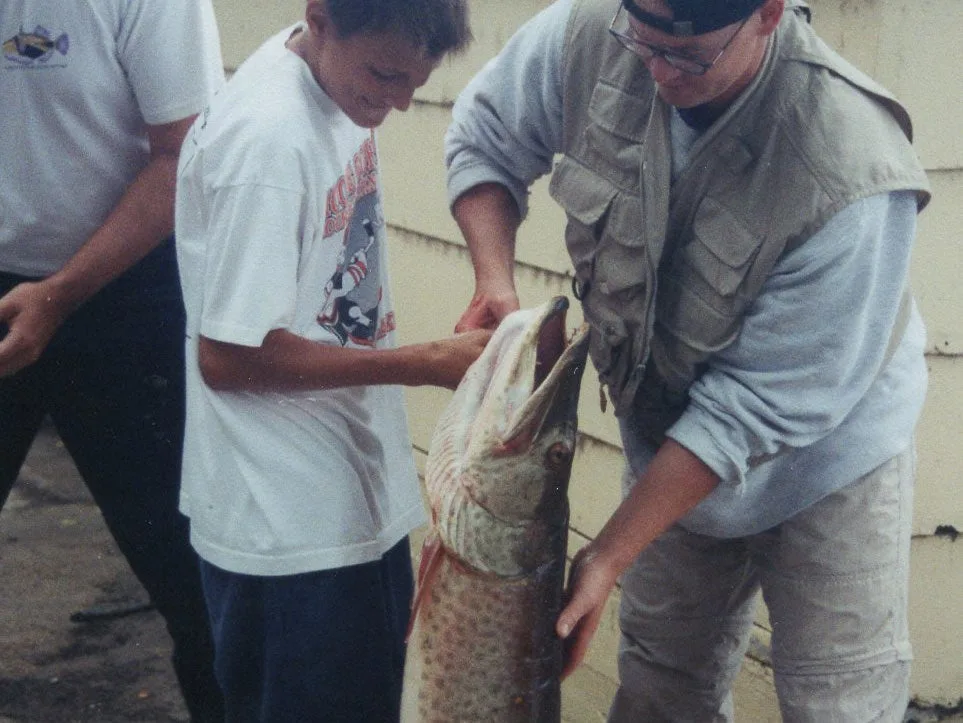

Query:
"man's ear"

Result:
[[757, 0, 785, 35]]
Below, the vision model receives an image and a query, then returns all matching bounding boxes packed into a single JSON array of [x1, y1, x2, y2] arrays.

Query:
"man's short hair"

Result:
[[325, 0, 472, 58]]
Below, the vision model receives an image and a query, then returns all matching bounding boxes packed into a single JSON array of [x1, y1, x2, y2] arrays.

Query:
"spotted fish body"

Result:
[[403, 297, 590, 722]]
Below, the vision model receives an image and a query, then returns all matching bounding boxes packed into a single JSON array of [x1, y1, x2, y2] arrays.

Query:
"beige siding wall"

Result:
[[210, 0, 962, 710]]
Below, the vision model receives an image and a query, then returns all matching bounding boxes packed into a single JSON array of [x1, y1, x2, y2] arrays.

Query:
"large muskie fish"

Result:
[[402, 296, 590, 722]]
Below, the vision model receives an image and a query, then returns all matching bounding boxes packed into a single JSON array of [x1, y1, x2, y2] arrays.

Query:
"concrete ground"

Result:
[[0, 422, 189, 722], [1, 424, 959, 722]]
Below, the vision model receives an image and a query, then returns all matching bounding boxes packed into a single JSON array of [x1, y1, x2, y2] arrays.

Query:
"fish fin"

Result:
[[405, 532, 445, 642], [493, 426, 535, 457]]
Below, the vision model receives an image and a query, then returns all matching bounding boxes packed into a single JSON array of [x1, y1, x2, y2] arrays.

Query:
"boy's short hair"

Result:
[[325, 0, 472, 58]]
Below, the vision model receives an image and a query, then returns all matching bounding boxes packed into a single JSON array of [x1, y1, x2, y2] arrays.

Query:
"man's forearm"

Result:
[[41, 116, 195, 315], [41, 154, 178, 314], [452, 182, 521, 289], [593, 439, 720, 575], [554, 438, 720, 673]]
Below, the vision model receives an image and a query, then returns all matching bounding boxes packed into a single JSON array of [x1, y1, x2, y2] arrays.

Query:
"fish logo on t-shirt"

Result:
[[3, 26, 69, 65]]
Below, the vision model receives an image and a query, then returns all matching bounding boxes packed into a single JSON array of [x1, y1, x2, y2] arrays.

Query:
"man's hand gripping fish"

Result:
[[403, 296, 590, 722]]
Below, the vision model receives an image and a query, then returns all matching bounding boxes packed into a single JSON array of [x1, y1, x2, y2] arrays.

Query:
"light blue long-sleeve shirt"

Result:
[[445, 0, 927, 536]]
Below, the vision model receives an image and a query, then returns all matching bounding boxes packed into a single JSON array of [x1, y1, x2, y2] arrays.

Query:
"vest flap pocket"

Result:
[[549, 155, 616, 226], [686, 198, 762, 296], [658, 276, 743, 352], [588, 311, 629, 378], [588, 82, 651, 142]]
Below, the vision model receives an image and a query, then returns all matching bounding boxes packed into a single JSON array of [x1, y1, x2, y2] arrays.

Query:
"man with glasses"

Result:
[[446, 0, 929, 719]]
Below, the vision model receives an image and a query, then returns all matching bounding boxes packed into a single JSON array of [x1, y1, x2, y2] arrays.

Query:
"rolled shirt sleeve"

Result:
[[119, 0, 225, 124], [445, 0, 572, 217], [668, 190, 920, 486]]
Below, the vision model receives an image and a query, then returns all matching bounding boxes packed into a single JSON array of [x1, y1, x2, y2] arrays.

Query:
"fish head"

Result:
[[441, 296, 590, 530]]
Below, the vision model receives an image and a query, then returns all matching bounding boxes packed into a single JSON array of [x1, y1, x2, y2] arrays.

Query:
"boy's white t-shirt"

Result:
[[0, 0, 224, 276], [176, 26, 425, 577]]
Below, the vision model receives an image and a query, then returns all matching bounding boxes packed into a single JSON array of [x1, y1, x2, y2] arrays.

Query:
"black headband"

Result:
[[622, 0, 765, 36]]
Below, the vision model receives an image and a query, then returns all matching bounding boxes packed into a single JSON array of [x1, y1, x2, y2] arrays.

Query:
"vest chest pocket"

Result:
[[549, 155, 615, 292], [551, 156, 651, 395], [660, 197, 764, 352], [682, 198, 762, 295], [550, 156, 649, 288], [581, 82, 650, 193]]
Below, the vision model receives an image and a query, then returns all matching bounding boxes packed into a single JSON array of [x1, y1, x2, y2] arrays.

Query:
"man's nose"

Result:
[[645, 55, 685, 85]]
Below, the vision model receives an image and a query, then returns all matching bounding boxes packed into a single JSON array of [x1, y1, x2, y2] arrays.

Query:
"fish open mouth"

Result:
[[534, 297, 571, 390], [510, 296, 589, 449], [446, 294, 590, 460]]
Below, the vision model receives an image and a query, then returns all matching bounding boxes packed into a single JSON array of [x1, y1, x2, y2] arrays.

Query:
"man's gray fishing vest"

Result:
[[548, 0, 930, 442]]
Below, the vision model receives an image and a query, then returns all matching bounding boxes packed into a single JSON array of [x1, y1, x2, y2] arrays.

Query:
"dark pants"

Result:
[[200, 538, 415, 723], [0, 240, 223, 722]]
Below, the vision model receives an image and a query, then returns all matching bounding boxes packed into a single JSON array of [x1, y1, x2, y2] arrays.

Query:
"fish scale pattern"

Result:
[[402, 298, 589, 723], [411, 552, 563, 722]]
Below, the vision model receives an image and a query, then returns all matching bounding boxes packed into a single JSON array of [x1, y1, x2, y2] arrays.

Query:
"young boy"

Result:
[[174, 1, 484, 720]]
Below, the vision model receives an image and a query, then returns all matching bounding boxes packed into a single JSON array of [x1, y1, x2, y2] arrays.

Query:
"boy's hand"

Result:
[[424, 328, 493, 389]]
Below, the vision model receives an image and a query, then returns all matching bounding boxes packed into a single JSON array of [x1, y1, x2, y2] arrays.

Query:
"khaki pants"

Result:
[[609, 448, 914, 723]]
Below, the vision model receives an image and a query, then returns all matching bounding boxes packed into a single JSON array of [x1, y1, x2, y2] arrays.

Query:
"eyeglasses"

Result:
[[608, 5, 749, 76]]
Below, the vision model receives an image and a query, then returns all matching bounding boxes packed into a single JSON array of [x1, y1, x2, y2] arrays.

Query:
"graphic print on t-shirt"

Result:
[[3, 25, 69, 67], [317, 201, 381, 346], [317, 135, 396, 347]]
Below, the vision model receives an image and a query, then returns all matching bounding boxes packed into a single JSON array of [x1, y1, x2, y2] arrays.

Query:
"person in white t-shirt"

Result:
[[174, 0, 485, 719], [0, 1, 225, 720]]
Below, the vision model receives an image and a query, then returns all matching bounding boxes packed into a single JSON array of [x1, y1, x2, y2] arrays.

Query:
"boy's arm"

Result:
[[198, 327, 491, 392]]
